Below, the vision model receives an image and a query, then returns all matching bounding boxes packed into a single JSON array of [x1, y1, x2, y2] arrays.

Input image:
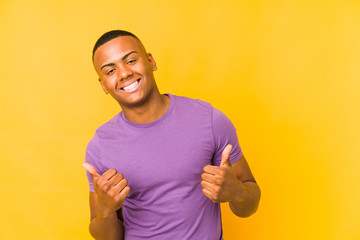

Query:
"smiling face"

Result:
[[93, 36, 159, 109]]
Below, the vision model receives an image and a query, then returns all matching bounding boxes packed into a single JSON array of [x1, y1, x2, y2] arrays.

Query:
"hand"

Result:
[[82, 162, 130, 217], [201, 144, 244, 203]]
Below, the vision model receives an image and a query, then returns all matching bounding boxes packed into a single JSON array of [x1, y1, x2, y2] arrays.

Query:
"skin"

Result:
[[201, 145, 261, 217], [83, 163, 128, 240], [93, 36, 170, 124], [83, 35, 261, 240]]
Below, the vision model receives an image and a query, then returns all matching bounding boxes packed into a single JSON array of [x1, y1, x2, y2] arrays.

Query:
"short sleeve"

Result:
[[85, 135, 106, 192], [211, 107, 243, 166]]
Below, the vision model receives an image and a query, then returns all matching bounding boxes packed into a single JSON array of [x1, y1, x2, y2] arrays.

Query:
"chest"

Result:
[[99, 123, 215, 195]]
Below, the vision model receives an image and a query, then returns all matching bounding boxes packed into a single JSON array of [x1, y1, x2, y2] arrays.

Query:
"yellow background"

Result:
[[1, 0, 359, 239]]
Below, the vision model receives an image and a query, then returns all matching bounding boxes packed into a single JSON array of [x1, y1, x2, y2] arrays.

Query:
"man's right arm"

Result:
[[83, 162, 130, 240], [89, 192, 124, 240]]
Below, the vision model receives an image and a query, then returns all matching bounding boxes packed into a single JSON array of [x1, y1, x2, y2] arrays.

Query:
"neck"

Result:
[[121, 92, 170, 124]]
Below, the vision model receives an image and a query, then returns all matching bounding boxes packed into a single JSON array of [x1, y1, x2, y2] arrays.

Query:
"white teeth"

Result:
[[123, 80, 139, 91]]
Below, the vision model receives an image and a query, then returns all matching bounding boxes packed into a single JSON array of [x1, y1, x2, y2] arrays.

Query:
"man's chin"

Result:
[[116, 93, 148, 109]]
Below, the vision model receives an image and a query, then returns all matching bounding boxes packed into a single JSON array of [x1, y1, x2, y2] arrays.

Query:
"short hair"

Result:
[[92, 30, 140, 60]]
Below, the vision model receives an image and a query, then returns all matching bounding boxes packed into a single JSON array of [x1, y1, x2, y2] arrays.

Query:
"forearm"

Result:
[[229, 181, 261, 218], [89, 211, 124, 240]]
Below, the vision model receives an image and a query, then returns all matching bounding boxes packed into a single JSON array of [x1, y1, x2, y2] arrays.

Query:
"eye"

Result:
[[127, 59, 136, 65], [106, 69, 115, 75]]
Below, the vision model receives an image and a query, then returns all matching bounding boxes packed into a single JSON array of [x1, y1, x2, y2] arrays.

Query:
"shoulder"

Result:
[[93, 113, 121, 138], [211, 107, 234, 129], [86, 113, 121, 152], [170, 94, 213, 114], [171, 94, 234, 129]]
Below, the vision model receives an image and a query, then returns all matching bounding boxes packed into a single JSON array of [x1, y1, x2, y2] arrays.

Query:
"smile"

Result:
[[120, 79, 140, 93]]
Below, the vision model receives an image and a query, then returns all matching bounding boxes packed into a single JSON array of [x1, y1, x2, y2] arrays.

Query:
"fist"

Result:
[[201, 144, 241, 203], [83, 162, 130, 214]]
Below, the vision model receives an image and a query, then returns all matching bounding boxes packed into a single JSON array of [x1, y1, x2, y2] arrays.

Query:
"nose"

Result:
[[118, 64, 133, 80]]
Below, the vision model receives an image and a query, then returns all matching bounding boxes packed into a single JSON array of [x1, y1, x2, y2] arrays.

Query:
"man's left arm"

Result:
[[201, 144, 261, 217]]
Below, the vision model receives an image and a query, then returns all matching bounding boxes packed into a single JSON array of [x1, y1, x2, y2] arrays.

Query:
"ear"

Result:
[[98, 78, 109, 94], [147, 53, 157, 71]]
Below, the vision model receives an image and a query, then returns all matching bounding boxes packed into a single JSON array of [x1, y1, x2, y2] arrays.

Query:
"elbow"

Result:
[[231, 183, 261, 218]]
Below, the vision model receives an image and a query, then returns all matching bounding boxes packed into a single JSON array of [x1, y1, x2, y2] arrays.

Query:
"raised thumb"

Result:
[[82, 162, 100, 178], [220, 144, 232, 167]]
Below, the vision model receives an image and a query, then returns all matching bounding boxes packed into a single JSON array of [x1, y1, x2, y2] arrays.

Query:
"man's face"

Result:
[[93, 36, 158, 108]]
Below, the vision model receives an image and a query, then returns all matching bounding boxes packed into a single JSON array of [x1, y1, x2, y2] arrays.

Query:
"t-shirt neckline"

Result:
[[119, 93, 174, 128]]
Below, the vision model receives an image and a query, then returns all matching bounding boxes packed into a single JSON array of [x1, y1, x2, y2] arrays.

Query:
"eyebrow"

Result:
[[100, 51, 137, 70]]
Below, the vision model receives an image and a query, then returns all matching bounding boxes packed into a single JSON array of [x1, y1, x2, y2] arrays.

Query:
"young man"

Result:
[[83, 30, 261, 240]]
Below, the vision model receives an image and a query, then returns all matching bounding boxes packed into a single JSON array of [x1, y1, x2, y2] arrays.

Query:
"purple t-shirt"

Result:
[[85, 94, 242, 239]]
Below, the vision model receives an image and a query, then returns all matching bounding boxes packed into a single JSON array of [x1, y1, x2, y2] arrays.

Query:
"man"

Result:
[[83, 30, 261, 240]]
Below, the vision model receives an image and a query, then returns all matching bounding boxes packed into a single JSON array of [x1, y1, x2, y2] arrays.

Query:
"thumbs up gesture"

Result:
[[201, 144, 243, 203], [82, 162, 130, 216]]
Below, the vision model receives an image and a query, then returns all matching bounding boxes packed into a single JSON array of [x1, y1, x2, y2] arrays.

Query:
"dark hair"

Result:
[[92, 30, 140, 60]]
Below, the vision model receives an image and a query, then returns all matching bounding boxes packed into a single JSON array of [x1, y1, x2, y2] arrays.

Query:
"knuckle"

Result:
[[122, 178, 128, 186], [107, 190, 115, 198], [98, 177, 108, 187], [212, 193, 219, 201], [114, 193, 122, 202], [102, 183, 111, 191], [215, 177, 224, 185], [97, 180, 104, 189], [93, 180, 100, 188]]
